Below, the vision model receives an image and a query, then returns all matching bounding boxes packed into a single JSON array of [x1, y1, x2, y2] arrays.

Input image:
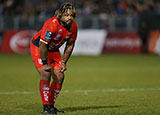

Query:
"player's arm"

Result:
[[60, 40, 75, 72], [39, 40, 48, 61], [39, 21, 57, 71], [63, 40, 75, 63], [62, 22, 78, 64], [39, 40, 52, 72], [60, 22, 78, 72]]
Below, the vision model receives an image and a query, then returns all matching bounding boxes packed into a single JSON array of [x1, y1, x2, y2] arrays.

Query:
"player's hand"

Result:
[[43, 64, 52, 72], [60, 63, 67, 73]]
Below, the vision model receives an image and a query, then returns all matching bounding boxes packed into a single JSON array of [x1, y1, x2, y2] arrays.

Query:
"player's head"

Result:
[[55, 3, 77, 19], [55, 3, 77, 26]]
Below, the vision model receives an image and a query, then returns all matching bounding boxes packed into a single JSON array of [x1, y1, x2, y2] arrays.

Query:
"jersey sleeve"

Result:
[[40, 20, 57, 44], [70, 22, 78, 41]]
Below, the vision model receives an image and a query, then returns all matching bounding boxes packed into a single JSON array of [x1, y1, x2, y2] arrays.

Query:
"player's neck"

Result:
[[59, 19, 65, 26], [59, 19, 72, 31]]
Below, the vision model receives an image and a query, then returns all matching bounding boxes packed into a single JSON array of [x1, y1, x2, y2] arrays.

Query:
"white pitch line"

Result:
[[0, 88, 160, 95], [63, 88, 160, 93], [0, 91, 34, 95]]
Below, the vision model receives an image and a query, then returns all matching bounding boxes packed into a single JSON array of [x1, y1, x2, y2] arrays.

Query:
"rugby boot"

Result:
[[50, 105, 65, 113], [43, 105, 57, 114]]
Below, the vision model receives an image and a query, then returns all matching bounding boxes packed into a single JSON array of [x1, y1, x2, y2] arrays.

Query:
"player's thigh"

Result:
[[30, 43, 51, 79], [48, 51, 62, 70]]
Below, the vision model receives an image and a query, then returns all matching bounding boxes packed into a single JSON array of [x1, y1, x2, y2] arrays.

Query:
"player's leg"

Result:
[[50, 69, 65, 113], [37, 68, 57, 114], [37, 67, 51, 105], [48, 51, 65, 113], [30, 42, 56, 114], [52, 69, 64, 103]]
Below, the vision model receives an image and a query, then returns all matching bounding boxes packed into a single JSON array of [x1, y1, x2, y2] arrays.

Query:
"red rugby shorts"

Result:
[[30, 42, 62, 69]]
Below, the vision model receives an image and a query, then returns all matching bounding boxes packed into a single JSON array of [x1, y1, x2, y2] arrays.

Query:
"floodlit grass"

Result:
[[0, 53, 160, 115]]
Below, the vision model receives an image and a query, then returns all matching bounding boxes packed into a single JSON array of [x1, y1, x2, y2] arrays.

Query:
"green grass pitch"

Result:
[[0, 53, 160, 115]]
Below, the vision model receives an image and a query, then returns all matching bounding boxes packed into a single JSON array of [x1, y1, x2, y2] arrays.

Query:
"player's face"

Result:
[[61, 9, 74, 25]]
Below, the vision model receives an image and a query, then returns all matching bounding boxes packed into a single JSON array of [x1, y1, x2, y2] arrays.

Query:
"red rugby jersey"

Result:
[[32, 16, 78, 51]]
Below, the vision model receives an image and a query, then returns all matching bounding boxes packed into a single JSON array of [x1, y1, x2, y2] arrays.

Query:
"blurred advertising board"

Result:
[[102, 31, 141, 54], [60, 30, 106, 55], [0, 30, 37, 54], [148, 31, 160, 55], [1, 29, 106, 55]]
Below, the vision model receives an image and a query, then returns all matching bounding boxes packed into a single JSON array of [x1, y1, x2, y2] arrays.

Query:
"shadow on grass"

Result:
[[62, 105, 122, 112]]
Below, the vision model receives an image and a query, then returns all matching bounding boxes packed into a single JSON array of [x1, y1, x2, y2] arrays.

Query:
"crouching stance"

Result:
[[30, 3, 78, 114]]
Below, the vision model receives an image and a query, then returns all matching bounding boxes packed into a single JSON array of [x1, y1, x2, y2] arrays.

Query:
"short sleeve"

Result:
[[70, 22, 78, 41], [40, 19, 58, 44]]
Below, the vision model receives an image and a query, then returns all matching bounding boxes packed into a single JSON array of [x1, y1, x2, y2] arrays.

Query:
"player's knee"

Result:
[[52, 72, 64, 83], [58, 73, 64, 83], [38, 69, 51, 81], [40, 75, 50, 81], [57, 77, 64, 84]]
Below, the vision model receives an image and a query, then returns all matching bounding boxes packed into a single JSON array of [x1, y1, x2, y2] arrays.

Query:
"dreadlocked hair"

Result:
[[55, 3, 77, 19]]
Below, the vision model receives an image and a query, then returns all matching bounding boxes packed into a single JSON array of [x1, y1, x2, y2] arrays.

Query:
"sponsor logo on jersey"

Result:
[[52, 19, 57, 23], [54, 34, 62, 40], [56, 34, 61, 38], [38, 58, 42, 65], [45, 30, 53, 40], [65, 32, 72, 39], [65, 35, 71, 39], [58, 29, 62, 32]]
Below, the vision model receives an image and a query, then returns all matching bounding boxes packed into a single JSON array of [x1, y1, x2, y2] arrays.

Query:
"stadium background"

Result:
[[0, 0, 160, 115], [0, 0, 160, 54]]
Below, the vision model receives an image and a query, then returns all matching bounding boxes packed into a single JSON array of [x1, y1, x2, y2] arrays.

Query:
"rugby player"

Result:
[[30, 3, 78, 114]]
